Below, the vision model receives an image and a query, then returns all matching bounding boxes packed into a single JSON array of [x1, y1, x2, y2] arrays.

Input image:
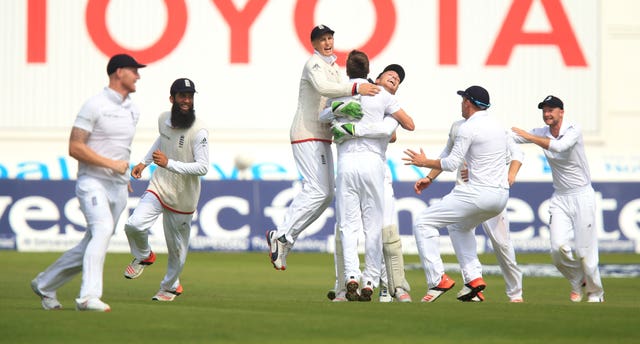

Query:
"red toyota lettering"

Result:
[[487, 0, 587, 66], [85, 0, 187, 63]]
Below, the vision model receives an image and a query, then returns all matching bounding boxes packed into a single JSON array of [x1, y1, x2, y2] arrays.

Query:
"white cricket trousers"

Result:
[[414, 184, 508, 288], [332, 165, 393, 292], [277, 140, 334, 244], [548, 185, 604, 299], [34, 176, 127, 300], [125, 192, 193, 292], [480, 210, 523, 300], [336, 152, 385, 287]]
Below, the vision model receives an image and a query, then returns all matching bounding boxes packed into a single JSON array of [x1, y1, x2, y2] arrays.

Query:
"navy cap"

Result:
[[106, 54, 146, 75], [538, 95, 563, 110], [377, 64, 405, 84], [457, 85, 491, 109], [170, 78, 196, 95], [310, 24, 335, 41]]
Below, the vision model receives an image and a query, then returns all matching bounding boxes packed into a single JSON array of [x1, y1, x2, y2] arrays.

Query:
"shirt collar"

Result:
[[314, 50, 337, 65]]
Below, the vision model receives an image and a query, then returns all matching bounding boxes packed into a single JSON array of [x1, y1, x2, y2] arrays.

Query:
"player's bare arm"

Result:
[[391, 109, 415, 131], [68, 127, 129, 174], [507, 160, 523, 187]]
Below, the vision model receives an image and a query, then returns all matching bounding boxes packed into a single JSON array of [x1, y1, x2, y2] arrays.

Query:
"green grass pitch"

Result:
[[1, 251, 639, 344]]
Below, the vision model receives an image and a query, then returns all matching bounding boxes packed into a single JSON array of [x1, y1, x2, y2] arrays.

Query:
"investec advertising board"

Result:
[[3, 1, 638, 252]]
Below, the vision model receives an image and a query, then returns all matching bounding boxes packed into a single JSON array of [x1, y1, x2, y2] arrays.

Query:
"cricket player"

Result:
[[266, 25, 379, 271], [320, 50, 413, 301], [31, 54, 146, 312], [512, 95, 604, 302], [403, 85, 510, 302], [421, 118, 524, 302], [122, 78, 209, 302], [325, 64, 414, 302]]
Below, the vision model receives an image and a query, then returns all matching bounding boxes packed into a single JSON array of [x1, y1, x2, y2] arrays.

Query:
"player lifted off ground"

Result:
[[320, 50, 413, 301], [326, 64, 414, 302], [266, 25, 379, 271], [31, 54, 146, 312], [512, 95, 604, 303], [403, 85, 511, 302], [419, 117, 524, 302], [123, 78, 209, 302]]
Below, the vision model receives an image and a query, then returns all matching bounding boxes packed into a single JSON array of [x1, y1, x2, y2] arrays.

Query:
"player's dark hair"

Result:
[[346, 50, 369, 79]]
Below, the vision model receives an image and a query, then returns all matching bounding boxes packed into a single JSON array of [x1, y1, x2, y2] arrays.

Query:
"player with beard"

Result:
[[122, 78, 209, 302]]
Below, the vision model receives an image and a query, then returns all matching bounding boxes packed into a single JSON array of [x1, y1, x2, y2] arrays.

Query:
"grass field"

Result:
[[2, 251, 639, 344]]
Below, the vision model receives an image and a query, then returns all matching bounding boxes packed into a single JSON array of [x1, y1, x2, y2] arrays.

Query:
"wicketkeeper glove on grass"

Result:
[[331, 122, 356, 144], [331, 101, 363, 120]]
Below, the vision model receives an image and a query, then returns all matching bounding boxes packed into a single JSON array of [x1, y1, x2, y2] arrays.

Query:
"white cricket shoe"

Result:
[[332, 290, 348, 302], [152, 285, 183, 302], [124, 251, 156, 279], [76, 297, 111, 312], [587, 293, 604, 303], [395, 288, 412, 303], [378, 286, 393, 303], [266, 230, 290, 270], [345, 277, 360, 302], [570, 291, 583, 302], [31, 277, 62, 310]]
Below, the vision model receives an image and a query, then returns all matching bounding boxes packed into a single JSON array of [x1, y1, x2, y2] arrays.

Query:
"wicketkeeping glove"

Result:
[[331, 101, 363, 120], [331, 122, 356, 144]]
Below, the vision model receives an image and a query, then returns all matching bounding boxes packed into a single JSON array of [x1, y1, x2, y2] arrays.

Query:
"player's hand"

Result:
[[414, 177, 432, 195], [460, 168, 469, 182], [111, 160, 129, 175], [402, 148, 428, 167], [152, 149, 168, 167], [511, 127, 530, 140], [357, 83, 380, 96], [130, 163, 146, 179]]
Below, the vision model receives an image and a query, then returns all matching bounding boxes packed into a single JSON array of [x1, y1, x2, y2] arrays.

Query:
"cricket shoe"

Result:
[[570, 291, 583, 303], [152, 285, 183, 302], [124, 251, 156, 279], [510, 297, 524, 303], [461, 291, 485, 302], [266, 230, 290, 270], [76, 297, 111, 312], [327, 289, 336, 301], [359, 281, 374, 302], [395, 288, 412, 303], [31, 276, 62, 310], [456, 277, 487, 302], [587, 293, 604, 303], [332, 290, 348, 302], [379, 286, 393, 303], [421, 273, 455, 302], [345, 277, 360, 302]]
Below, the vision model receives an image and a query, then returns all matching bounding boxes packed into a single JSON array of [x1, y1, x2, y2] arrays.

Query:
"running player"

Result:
[[31, 54, 146, 312], [512, 95, 604, 302], [123, 78, 209, 302]]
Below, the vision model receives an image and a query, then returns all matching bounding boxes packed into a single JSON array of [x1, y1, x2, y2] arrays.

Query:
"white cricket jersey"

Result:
[[442, 119, 523, 185], [440, 111, 509, 189], [73, 87, 139, 184], [290, 52, 354, 143], [145, 111, 209, 213], [513, 121, 591, 192], [336, 80, 400, 160]]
